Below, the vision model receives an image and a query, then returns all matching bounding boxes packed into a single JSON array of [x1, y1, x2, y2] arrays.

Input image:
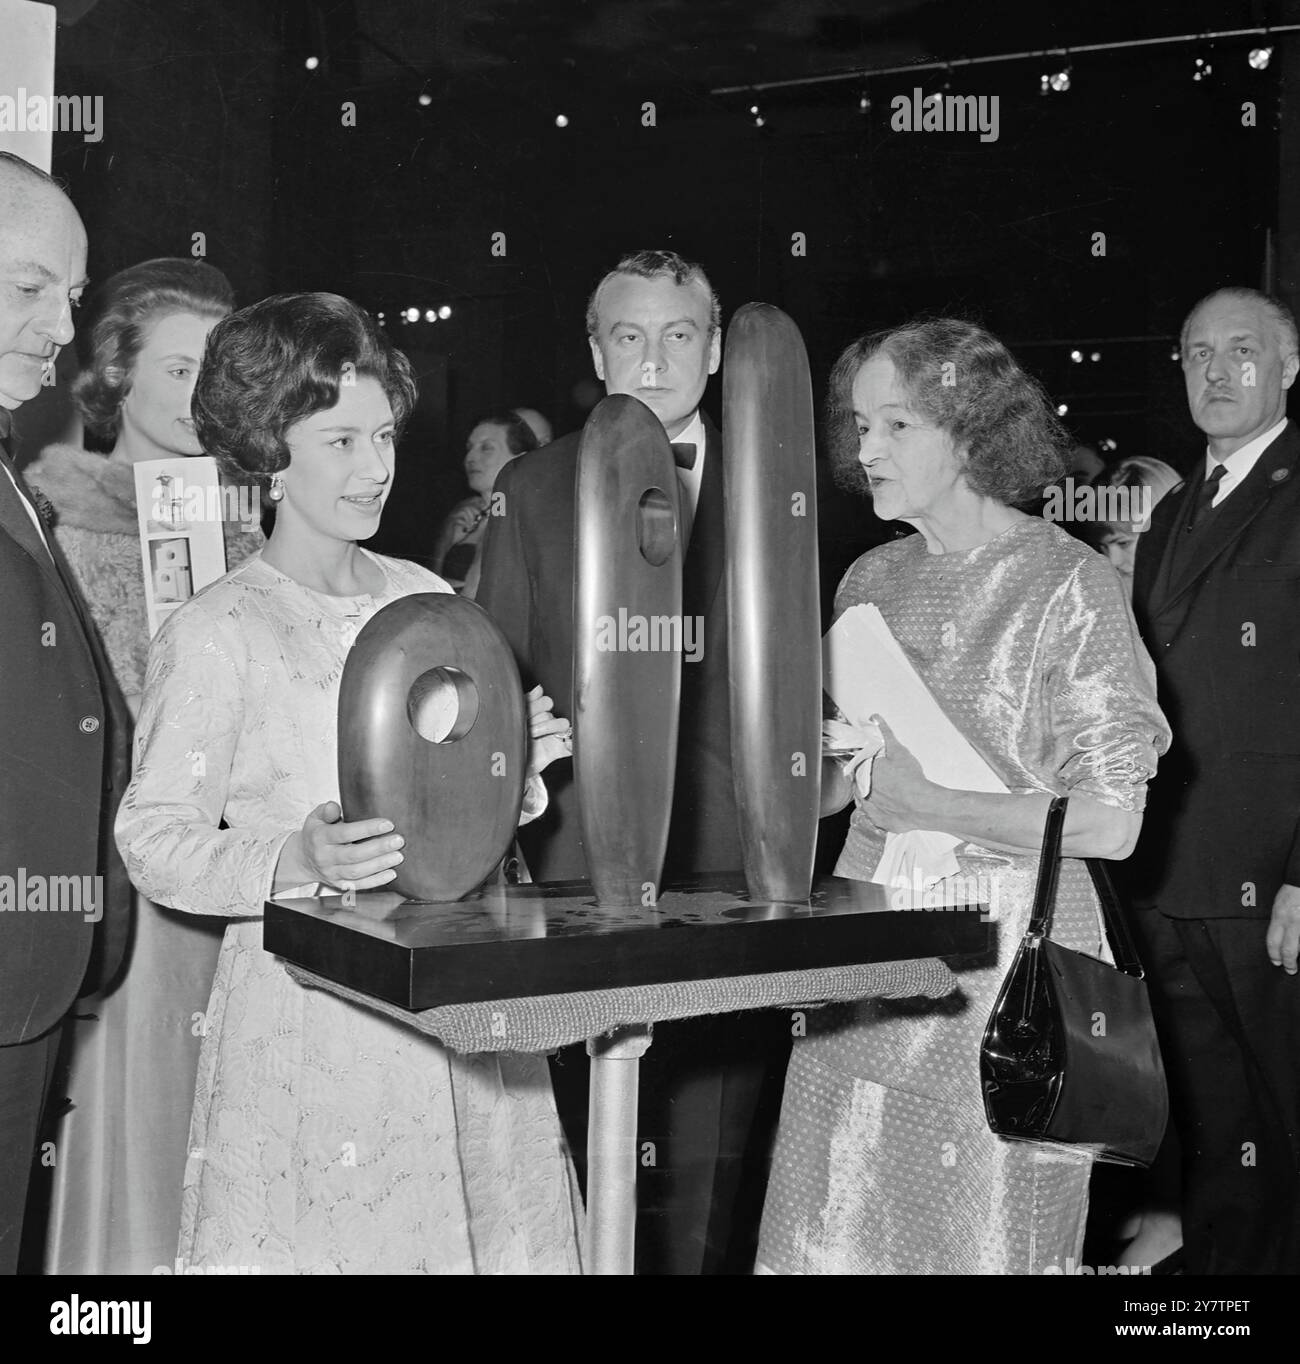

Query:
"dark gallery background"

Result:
[[12, 0, 1300, 584]]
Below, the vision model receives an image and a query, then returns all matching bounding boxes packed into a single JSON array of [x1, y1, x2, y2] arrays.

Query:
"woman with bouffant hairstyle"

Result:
[[28, 258, 257, 698], [73, 257, 233, 441], [757, 317, 1170, 1275], [192, 290, 417, 487], [117, 292, 581, 1274]]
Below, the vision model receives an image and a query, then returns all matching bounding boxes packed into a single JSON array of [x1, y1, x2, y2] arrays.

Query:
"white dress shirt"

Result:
[[671, 409, 706, 546], [1206, 416, 1289, 507]]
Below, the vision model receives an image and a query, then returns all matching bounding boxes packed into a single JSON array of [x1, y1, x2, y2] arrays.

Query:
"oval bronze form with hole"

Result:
[[573, 394, 683, 907], [338, 593, 526, 902]]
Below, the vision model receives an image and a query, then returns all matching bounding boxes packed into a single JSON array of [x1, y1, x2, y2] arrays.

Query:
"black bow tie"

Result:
[[671, 441, 698, 471]]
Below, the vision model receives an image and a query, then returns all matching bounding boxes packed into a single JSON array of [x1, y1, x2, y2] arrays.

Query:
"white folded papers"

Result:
[[822, 602, 1008, 891]]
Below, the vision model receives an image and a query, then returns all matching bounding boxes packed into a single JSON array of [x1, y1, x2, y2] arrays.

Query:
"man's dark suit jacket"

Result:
[[1131, 419, 1300, 919], [0, 437, 131, 1045], [477, 413, 742, 883]]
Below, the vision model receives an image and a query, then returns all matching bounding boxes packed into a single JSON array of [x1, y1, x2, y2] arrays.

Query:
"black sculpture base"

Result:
[[264, 871, 989, 1011]]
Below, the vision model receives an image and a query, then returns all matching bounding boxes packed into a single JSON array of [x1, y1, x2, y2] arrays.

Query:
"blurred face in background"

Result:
[[1100, 521, 1141, 587], [118, 311, 221, 459], [463, 421, 516, 498]]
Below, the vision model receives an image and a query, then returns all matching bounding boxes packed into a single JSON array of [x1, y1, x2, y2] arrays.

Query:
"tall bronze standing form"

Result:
[[338, 593, 527, 902], [572, 394, 683, 907], [723, 303, 822, 901]]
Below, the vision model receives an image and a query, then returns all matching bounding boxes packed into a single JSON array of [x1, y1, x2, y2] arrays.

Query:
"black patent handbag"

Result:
[[979, 796, 1169, 1167]]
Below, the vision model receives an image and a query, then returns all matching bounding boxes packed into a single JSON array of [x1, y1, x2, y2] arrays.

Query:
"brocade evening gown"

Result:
[[116, 549, 583, 1274], [757, 517, 1170, 1275]]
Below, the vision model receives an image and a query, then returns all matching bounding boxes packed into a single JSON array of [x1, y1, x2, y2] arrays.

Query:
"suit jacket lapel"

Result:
[[682, 413, 725, 622], [1133, 483, 1180, 625], [0, 437, 120, 683], [0, 441, 65, 590], [1156, 423, 1299, 621]]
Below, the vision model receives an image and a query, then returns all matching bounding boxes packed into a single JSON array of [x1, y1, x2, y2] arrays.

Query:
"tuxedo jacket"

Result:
[[1131, 419, 1300, 918], [0, 438, 131, 1044], [477, 413, 742, 884]]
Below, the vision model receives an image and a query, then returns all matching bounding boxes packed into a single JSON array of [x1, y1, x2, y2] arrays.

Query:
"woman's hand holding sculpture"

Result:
[[277, 803, 405, 893], [525, 684, 572, 778]]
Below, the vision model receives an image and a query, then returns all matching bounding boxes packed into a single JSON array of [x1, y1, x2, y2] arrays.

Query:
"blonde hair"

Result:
[[1098, 456, 1183, 533]]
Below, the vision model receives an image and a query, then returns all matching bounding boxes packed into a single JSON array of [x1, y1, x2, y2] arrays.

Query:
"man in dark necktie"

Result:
[[0, 151, 129, 1273], [478, 250, 789, 1273], [1131, 285, 1300, 1274]]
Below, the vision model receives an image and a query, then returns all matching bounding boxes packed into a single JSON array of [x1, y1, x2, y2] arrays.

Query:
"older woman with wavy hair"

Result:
[[756, 318, 1170, 1275]]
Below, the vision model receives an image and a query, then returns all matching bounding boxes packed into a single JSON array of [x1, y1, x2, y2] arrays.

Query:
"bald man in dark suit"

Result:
[[1131, 285, 1300, 1275]]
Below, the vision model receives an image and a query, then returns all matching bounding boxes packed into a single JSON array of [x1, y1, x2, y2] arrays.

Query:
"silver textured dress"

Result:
[[758, 517, 1170, 1275]]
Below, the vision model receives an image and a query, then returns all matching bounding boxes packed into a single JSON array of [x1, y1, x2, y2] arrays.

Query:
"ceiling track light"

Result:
[[711, 24, 1300, 104], [1042, 52, 1071, 94]]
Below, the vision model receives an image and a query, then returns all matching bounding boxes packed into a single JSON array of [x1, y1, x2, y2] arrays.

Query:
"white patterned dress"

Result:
[[116, 549, 583, 1274], [757, 518, 1170, 1275]]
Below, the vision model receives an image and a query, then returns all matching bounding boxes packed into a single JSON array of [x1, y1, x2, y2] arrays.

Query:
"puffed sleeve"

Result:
[[1045, 556, 1171, 813], [114, 599, 295, 917]]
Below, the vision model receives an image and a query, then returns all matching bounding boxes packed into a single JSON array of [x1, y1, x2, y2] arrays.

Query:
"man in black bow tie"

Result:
[[0, 151, 129, 1273], [481, 250, 738, 894], [479, 250, 787, 1274], [1131, 285, 1300, 1274]]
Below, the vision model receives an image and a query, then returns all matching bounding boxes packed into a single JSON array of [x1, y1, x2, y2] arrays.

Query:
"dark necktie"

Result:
[[1186, 461, 1226, 532], [671, 442, 697, 471]]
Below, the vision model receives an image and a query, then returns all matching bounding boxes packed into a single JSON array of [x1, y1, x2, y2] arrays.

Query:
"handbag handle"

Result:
[[1027, 795, 1146, 979], [1026, 795, 1069, 937], [1085, 857, 1146, 980]]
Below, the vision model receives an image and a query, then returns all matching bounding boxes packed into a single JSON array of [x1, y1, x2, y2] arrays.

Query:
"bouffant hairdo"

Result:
[[192, 292, 417, 484], [73, 258, 234, 440], [468, 409, 539, 458], [827, 317, 1070, 506]]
